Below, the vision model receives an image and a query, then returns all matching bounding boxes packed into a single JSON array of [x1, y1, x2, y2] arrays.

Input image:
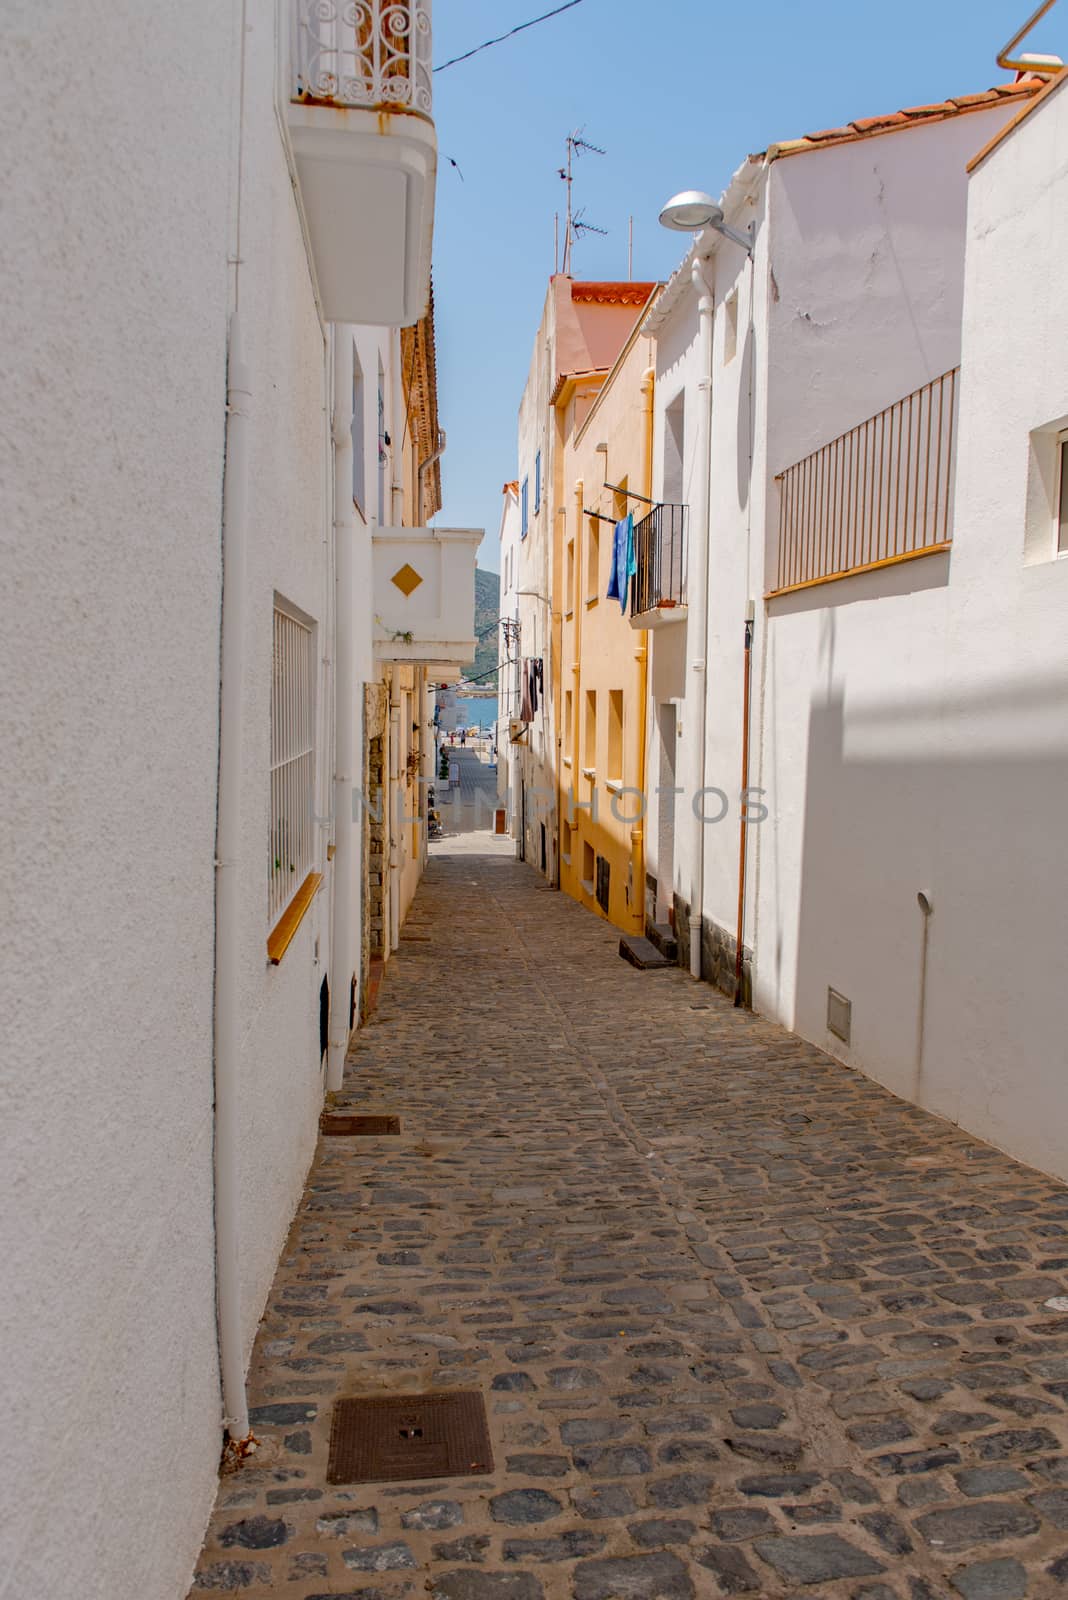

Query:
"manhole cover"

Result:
[[327, 1391, 493, 1484], [320, 1114, 401, 1136]]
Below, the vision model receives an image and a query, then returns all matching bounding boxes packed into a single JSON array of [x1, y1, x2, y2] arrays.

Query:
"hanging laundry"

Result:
[[606, 516, 632, 613], [519, 657, 534, 721]]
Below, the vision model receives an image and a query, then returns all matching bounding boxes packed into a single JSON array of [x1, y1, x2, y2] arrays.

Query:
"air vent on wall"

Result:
[[827, 987, 852, 1044]]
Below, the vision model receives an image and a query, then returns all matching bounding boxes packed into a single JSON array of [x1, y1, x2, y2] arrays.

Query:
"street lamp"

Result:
[[658, 190, 752, 255]]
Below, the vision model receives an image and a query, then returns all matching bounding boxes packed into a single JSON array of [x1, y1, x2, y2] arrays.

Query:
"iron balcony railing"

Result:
[[631, 502, 687, 617], [771, 367, 959, 596], [291, 0, 433, 115]]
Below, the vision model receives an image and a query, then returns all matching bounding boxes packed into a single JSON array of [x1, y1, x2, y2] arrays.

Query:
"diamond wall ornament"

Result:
[[391, 563, 423, 597]]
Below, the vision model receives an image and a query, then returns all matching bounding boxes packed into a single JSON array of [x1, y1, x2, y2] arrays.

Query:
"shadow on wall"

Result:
[[791, 678, 1068, 1177]]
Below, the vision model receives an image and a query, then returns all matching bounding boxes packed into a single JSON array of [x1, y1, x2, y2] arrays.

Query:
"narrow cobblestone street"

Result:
[[192, 838, 1068, 1600]]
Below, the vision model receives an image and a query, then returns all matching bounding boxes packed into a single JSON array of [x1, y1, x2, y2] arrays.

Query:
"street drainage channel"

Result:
[[319, 1113, 401, 1135]]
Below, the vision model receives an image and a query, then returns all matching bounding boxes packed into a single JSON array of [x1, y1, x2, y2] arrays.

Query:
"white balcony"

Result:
[[287, 1, 436, 327], [373, 526, 482, 673]]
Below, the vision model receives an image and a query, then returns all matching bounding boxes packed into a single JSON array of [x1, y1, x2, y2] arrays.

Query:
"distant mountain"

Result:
[[464, 567, 500, 689]]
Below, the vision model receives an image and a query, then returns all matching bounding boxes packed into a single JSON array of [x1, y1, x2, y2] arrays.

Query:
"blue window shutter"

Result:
[[521, 477, 529, 537]]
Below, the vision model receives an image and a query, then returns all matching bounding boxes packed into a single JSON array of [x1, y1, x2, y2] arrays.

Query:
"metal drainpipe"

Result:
[[213, 314, 252, 1447], [689, 255, 715, 980], [417, 428, 446, 525], [327, 329, 354, 1094]]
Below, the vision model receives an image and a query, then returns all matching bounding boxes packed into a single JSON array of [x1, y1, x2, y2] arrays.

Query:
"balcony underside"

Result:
[[629, 601, 688, 630], [288, 104, 436, 326], [373, 525, 481, 670]]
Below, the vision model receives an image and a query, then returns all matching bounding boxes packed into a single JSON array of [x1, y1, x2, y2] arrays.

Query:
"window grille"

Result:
[[269, 602, 316, 927]]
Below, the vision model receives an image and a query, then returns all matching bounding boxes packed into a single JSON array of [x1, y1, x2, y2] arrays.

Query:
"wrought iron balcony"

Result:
[[286, 1, 436, 327], [291, 0, 432, 113], [630, 502, 687, 627]]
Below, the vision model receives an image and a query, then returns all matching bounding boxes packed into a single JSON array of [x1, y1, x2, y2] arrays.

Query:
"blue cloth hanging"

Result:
[[606, 516, 633, 611]]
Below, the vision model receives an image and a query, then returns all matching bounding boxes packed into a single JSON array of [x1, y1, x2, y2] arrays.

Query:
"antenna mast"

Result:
[[557, 129, 607, 274]]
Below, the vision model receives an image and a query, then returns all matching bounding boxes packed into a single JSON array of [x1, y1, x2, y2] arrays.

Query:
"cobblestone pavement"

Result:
[[191, 843, 1068, 1600]]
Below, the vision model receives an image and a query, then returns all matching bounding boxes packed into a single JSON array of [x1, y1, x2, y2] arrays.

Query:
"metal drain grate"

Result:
[[320, 1113, 401, 1136], [327, 1391, 493, 1485]]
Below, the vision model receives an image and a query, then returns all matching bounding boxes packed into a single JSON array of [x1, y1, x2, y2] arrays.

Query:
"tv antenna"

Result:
[[557, 129, 607, 273]]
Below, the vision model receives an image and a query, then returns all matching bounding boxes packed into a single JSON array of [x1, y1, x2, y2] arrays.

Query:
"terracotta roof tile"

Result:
[[949, 89, 1001, 108], [570, 281, 656, 306], [765, 76, 1046, 161]]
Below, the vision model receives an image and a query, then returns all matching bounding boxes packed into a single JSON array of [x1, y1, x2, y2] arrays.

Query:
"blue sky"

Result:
[[428, 1, 1059, 573]]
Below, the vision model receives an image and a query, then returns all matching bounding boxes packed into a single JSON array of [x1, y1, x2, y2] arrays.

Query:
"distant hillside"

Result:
[[464, 567, 500, 688]]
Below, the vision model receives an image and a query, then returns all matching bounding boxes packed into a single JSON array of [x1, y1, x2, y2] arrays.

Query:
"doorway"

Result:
[[656, 703, 676, 924]]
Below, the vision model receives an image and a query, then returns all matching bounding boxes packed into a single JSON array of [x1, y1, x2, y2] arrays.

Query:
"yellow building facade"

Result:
[[555, 293, 659, 933]]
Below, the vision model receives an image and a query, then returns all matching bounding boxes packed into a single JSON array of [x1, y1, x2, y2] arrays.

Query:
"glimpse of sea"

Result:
[[454, 695, 498, 732]]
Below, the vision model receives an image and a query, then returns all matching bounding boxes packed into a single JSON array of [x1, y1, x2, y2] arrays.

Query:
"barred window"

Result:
[[269, 600, 316, 927]]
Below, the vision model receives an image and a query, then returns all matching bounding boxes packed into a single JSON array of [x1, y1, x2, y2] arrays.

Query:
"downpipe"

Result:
[[689, 256, 715, 980], [327, 329, 355, 1094], [213, 315, 252, 1450]]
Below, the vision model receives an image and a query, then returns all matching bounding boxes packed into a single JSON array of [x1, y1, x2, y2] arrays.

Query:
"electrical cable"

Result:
[[434, 0, 587, 73]]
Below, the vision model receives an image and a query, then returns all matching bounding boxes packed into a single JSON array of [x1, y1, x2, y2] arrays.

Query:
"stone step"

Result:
[[647, 921, 678, 961], [618, 935, 674, 970]]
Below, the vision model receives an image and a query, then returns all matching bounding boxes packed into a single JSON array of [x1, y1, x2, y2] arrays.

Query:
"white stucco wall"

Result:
[[514, 287, 558, 875], [743, 95, 1068, 1180], [0, 3, 234, 1597], [0, 2, 368, 1594], [230, 0, 334, 1356], [922, 78, 1068, 1178], [646, 97, 1068, 1186]]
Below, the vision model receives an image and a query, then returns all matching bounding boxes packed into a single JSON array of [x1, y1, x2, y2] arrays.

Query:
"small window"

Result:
[[607, 690, 623, 780], [564, 688, 573, 743], [1057, 432, 1068, 556], [566, 538, 575, 612], [561, 817, 572, 862], [723, 290, 739, 365], [582, 839, 595, 890], [377, 362, 386, 526], [521, 477, 529, 538], [587, 516, 600, 601], [534, 449, 542, 513], [663, 393, 685, 505], [584, 689, 597, 769], [351, 346, 365, 513], [269, 599, 317, 927]]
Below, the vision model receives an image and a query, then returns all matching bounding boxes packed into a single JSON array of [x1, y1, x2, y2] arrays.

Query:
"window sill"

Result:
[[585, 596, 599, 609], [267, 872, 323, 966], [562, 755, 572, 768], [581, 878, 595, 896], [605, 777, 624, 794], [565, 610, 574, 621], [582, 766, 596, 781], [561, 852, 572, 866]]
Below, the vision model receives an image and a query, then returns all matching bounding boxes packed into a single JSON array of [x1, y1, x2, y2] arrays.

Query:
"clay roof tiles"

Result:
[[569, 281, 656, 306], [760, 77, 1045, 161]]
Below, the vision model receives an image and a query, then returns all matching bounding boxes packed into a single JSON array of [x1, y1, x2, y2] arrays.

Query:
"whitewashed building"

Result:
[[497, 481, 523, 828], [0, 4, 476, 1598], [642, 70, 1068, 1179]]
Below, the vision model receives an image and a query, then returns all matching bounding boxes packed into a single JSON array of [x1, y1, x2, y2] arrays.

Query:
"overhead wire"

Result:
[[434, 0, 587, 73]]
